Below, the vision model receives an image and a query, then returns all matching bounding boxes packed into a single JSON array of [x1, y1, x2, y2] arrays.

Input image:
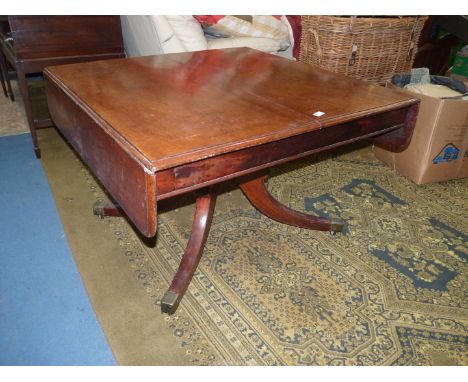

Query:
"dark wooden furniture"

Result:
[[0, 53, 9, 98], [413, 16, 468, 75], [0, 16, 125, 158], [44, 48, 419, 315], [0, 17, 14, 101]]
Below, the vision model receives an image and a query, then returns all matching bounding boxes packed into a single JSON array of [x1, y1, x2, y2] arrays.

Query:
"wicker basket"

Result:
[[299, 16, 428, 84]]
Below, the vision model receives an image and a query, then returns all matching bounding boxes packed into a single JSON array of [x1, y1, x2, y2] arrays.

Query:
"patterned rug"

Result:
[[77, 141, 468, 365]]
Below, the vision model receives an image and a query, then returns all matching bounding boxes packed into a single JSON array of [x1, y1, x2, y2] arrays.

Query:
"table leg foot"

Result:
[[161, 189, 216, 315], [330, 217, 345, 232], [239, 172, 345, 233], [161, 291, 182, 315], [93, 200, 123, 218], [6, 76, 15, 102], [17, 68, 38, 157], [34, 147, 41, 159]]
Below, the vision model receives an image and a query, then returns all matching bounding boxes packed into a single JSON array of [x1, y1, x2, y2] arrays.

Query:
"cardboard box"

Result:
[[373, 83, 468, 184]]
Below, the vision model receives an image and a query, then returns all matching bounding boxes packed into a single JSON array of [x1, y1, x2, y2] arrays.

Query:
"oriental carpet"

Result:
[[39, 128, 468, 366]]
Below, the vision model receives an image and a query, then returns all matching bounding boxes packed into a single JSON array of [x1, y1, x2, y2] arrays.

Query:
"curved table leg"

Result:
[[238, 173, 345, 233], [161, 189, 217, 315]]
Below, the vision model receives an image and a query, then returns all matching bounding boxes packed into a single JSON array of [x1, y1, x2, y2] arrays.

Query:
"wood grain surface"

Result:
[[8, 16, 123, 60], [45, 47, 419, 237], [44, 48, 418, 171]]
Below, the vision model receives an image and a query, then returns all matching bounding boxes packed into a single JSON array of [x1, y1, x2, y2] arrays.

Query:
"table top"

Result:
[[44, 47, 417, 171]]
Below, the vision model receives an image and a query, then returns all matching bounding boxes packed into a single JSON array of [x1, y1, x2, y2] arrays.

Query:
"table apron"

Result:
[[156, 106, 410, 200]]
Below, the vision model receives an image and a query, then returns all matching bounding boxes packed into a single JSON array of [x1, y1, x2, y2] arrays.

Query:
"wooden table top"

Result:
[[44, 47, 417, 171]]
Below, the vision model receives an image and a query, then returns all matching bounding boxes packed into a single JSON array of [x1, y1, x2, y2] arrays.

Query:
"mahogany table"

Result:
[[44, 48, 419, 315]]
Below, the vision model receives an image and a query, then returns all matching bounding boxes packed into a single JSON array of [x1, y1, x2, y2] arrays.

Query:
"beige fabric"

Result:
[[215, 15, 290, 43], [149, 16, 186, 54], [165, 15, 208, 52], [207, 36, 282, 52], [404, 83, 464, 98], [121, 15, 291, 57], [120, 16, 164, 57]]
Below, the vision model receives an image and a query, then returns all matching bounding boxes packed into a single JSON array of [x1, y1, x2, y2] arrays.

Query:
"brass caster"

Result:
[[161, 291, 182, 315]]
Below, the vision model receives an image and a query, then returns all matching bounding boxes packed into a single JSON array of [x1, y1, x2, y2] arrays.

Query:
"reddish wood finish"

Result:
[[8, 16, 123, 61], [44, 47, 420, 314], [44, 48, 417, 171], [46, 78, 157, 237], [155, 106, 410, 200], [161, 190, 217, 315], [239, 173, 345, 232], [93, 201, 124, 219], [373, 103, 419, 152], [1, 16, 125, 158]]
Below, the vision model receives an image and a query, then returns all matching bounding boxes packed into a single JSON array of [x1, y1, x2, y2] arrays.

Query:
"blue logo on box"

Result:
[[432, 144, 460, 164]]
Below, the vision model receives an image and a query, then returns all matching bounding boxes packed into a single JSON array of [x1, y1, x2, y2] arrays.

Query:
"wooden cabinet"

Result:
[[0, 16, 125, 158]]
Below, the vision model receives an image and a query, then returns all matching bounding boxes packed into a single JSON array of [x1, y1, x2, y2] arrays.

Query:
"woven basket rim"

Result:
[[299, 15, 428, 84], [301, 16, 428, 26], [301, 16, 427, 20]]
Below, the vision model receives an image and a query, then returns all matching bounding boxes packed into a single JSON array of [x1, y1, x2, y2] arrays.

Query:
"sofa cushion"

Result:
[[121, 16, 164, 57], [165, 15, 208, 52], [195, 15, 290, 45], [149, 16, 186, 54]]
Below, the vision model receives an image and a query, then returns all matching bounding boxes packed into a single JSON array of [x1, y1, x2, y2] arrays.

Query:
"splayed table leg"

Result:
[[238, 172, 345, 233], [161, 189, 217, 315]]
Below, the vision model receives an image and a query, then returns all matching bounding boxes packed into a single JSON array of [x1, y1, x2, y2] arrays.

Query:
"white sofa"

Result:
[[120, 15, 294, 59]]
